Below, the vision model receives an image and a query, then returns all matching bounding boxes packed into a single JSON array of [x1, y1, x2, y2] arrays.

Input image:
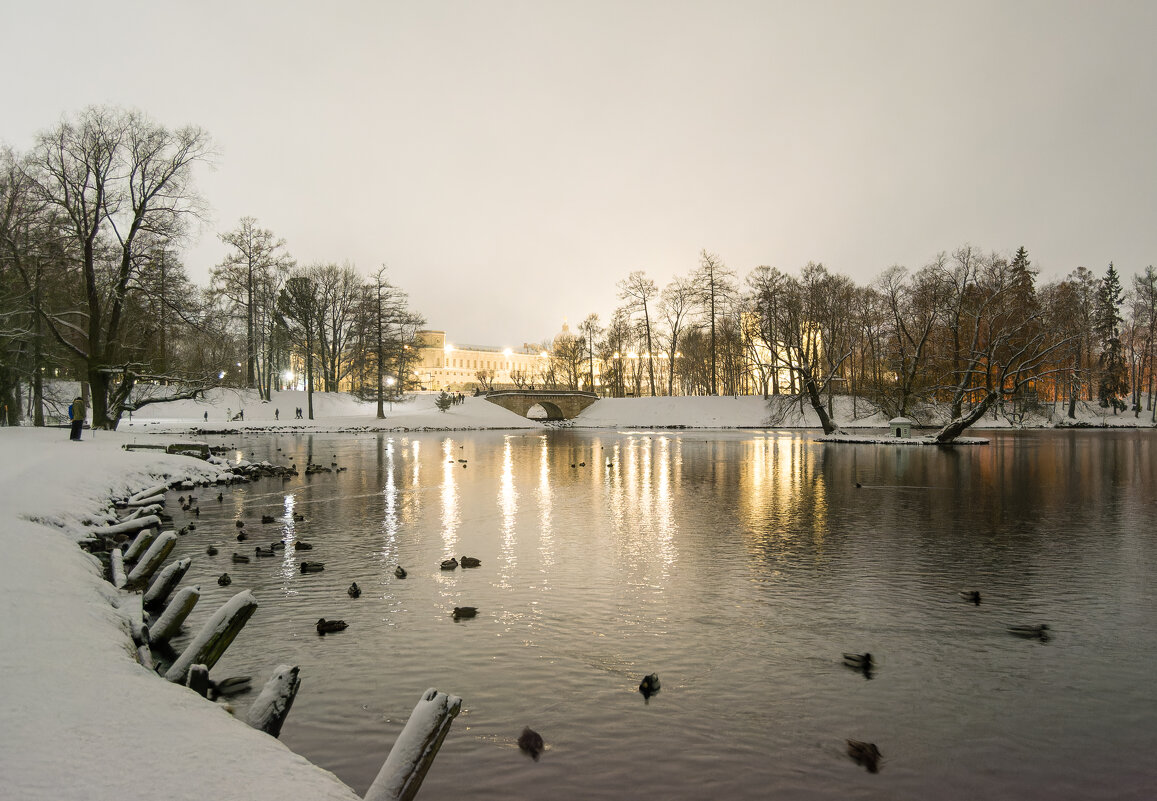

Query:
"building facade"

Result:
[[413, 330, 549, 391]]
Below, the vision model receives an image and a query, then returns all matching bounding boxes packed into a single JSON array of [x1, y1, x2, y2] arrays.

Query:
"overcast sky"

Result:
[[4, 1, 1155, 347]]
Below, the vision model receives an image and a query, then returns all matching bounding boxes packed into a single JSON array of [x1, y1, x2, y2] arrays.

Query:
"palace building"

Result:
[[412, 330, 549, 391]]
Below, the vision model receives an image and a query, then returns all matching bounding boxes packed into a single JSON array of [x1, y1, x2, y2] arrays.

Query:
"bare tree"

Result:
[[658, 275, 694, 396], [617, 271, 659, 395], [211, 217, 294, 399], [277, 269, 320, 419], [691, 250, 736, 395], [28, 106, 214, 428], [577, 312, 601, 392]]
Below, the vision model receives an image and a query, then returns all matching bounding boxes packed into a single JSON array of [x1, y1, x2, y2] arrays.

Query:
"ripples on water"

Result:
[[165, 429, 1157, 800]]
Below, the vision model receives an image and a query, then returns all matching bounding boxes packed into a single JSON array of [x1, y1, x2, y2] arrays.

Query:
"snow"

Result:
[[0, 389, 1150, 800]]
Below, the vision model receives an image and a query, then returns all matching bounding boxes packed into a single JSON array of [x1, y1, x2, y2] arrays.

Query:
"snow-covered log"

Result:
[[128, 483, 171, 503], [98, 514, 162, 545], [149, 585, 200, 644], [363, 687, 463, 801], [122, 526, 159, 562], [110, 548, 128, 589], [186, 664, 210, 698], [125, 532, 178, 588], [137, 644, 155, 671], [122, 494, 166, 508], [245, 664, 301, 738], [164, 590, 258, 683], [143, 557, 192, 611]]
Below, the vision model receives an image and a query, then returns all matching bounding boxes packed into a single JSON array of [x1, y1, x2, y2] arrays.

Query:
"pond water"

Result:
[[163, 429, 1157, 800]]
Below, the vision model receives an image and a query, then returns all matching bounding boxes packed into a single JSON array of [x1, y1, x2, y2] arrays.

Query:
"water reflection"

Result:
[[164, 429, 1157, 801], [497, 436, 518, 587]]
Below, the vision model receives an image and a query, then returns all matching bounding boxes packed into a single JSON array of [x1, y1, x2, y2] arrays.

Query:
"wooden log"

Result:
[[363, 688, 463, 801], [110, 548, 128, 589], [128, 482, 171, 503], [123, 591, 147, 644], [125, 532, 178, 589], [98, 515, 162, 546], [164, 590, 258, 683], [137, 644, 155, 671], [122, 526, 159, 563], [149, 585, 200, 644], [122, 494, 166, 508], [144, 557, 192, 611], [187, 664, 210, 698], [245, 664, 301, 738]]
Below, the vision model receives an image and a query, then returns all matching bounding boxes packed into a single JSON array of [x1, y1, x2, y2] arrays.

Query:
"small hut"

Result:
[[889, 417, 913, 438]]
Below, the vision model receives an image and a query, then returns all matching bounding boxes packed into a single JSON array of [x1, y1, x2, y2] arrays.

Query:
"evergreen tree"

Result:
[[1094, 262, 1128, 410], [435, 390, 453, 412]]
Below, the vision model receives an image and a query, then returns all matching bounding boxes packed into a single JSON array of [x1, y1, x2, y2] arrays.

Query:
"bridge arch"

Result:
[[482, 390, 599, 420]]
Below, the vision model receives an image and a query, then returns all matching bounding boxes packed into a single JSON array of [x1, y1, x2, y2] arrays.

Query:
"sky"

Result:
[[3, 1, 1156, 348]]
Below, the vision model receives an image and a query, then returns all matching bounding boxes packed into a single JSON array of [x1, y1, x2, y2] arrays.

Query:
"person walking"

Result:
[[275, 408, 279, 420], [69, 396, 86, 441]]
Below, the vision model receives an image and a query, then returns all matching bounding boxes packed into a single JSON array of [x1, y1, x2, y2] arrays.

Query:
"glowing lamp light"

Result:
[[283, 370, 295, 383], [444, 344, 454, 353], [218, 371, 225, 379], [385, 376, 396, 387], [503, 348, 513, 357]]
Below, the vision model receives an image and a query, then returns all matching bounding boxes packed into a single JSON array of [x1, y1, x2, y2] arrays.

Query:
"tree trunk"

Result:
[[935, 390, 998, 443]]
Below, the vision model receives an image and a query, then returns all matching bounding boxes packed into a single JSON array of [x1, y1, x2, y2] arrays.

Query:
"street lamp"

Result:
[[385, 376, 396, 411]]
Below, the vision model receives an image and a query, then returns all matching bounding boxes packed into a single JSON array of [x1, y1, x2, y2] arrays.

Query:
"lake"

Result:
[[163, 429, 1157, 800]]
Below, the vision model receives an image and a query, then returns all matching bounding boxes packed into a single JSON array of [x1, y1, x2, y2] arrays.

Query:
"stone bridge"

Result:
[[482, 390, 600, 421]]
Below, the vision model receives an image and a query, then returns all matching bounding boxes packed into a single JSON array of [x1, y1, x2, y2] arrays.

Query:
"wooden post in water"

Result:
[[363, 688, 463, 801], [125, 531, 177, 589], [186, 664, 210, 698], [144, 557, 191, 611], [245, 664, 301, 738], [110, 548, 128, 589], [128, 483, 171, 504], [149, 585, 200, 644], [121, 523, 161, 562], [164, 590, 258, 684]]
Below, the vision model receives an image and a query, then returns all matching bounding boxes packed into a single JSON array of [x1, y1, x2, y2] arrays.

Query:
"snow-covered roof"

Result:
[[889, 417, 914, 424]]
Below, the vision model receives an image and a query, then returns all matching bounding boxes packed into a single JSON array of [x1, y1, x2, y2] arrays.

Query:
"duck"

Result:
[[847, 739, 881, 773], [441, 558, 459, 570], [639, 673, 661, 699], [452, 606, 477, 620], [261, 515, 276, 524], [843, 652, 873, 671], [518, 727, 544, 761], [216, 493, 223, 502], [207, 675, 252, 700], [193, 507, 200, 516], [1008, 624, 1049, 640], [254, 546, 276, 557], [960, 590, 982, 605], [394, 566, 407, 579], [460, 556, 482, 568], [236, 531, 248, 541], [217, 573, 232, 586], [300, 561, 325, 573], [206, 545, 219, 556], [293, 513, 304, 522], [231, 552, 250, 563], [316, 618, 348, 634], [293, 541, 313, 551], [348, 582, 361, 598], [187, 522, 196, 530], [235, 520, 245, 528], [271, 541, 285, 551]]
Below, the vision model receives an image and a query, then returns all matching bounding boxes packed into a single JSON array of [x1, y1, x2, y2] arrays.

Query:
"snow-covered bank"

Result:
[[0, 428, 361, 801]]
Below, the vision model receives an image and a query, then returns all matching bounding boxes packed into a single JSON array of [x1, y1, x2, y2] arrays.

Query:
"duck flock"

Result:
[[170, 457, 1053, 777]]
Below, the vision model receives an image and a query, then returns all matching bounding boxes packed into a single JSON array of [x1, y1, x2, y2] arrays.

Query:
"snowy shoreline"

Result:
[[2, 392, 1152, 800]]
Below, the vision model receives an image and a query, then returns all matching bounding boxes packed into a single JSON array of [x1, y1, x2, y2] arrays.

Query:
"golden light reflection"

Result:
[[380, 438, 399, 562], [738, 434, 827, 552], [536, 435, 554, 570], [497, 436, 518, 587], [410, 440, 421, 490], [278, 493, 299, 591], [441, 438, 459, 553]]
